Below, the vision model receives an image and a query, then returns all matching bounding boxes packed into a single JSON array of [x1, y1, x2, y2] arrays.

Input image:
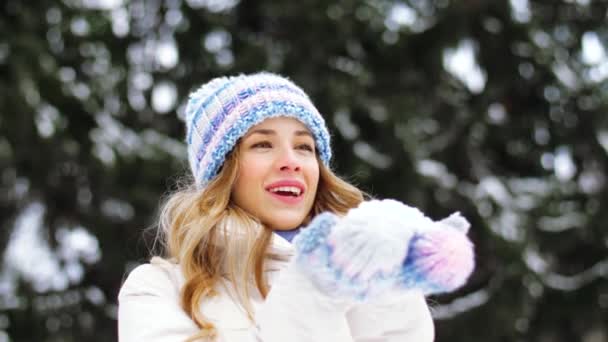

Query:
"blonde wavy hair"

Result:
[[153, 145, 365, 341]]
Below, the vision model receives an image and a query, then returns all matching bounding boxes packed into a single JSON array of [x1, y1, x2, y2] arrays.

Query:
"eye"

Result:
[[251, 141, 272, 149], [297, 143, 315, 152]]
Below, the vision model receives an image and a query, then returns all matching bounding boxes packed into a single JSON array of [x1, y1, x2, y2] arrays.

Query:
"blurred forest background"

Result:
[[1, 0, 608, 341]]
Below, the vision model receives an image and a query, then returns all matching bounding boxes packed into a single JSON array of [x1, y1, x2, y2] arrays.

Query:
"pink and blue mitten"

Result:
[[293, 200, 475, 300]]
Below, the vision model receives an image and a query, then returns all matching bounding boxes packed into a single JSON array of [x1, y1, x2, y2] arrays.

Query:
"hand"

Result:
[[293, 202, 475, 300], [327, 200, 434, 282], [293, 200, 437, 300]]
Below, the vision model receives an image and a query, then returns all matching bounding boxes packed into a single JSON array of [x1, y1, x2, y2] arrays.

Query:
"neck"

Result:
[[274, 227, 301, 243]]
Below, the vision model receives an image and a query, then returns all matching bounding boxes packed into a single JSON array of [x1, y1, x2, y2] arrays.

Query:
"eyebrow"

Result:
[[245, 128, 313, 138]]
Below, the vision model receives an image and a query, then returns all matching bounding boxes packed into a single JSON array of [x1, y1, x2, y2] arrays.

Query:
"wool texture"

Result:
[[293, 200, 475, 300], [184, 72, 331, 186]]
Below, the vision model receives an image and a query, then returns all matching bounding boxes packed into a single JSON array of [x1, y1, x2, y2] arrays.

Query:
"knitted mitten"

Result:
[[293, 200, 475, 300]]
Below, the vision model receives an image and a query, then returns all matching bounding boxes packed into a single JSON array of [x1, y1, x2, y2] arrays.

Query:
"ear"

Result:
[[438, 212, 470, 233]]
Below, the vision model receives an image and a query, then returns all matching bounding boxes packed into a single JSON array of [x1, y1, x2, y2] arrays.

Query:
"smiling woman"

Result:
[[232, 117, 320, 231], [117, 72, 474, 342]]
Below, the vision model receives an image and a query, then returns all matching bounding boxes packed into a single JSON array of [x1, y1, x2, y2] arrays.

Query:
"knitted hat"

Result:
[[184, 72, 332, 186]]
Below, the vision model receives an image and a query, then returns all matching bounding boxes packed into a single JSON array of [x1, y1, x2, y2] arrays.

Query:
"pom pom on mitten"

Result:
[[399, 213, 475, 295]]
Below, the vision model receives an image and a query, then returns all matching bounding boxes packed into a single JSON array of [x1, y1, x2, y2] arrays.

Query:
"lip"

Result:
[[265, 179, 306, 205], [265, 180, 306, 193]]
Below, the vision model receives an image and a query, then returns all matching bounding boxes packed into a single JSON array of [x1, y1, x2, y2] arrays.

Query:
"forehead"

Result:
[[246, 117, 312, 135]]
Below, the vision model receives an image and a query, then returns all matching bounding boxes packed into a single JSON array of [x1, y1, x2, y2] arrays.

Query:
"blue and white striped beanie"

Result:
[[184, 72, 332, 187]]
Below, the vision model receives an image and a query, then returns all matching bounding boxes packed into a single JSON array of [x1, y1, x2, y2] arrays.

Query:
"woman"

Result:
[[118, 72, 474, 341]]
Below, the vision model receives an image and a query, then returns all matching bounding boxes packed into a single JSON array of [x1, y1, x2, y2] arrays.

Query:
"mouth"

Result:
[[265, 181, 305, 203], [267, 186, 303, 197]]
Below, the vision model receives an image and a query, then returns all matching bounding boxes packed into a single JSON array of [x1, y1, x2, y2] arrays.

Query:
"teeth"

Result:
[[269, 186, 302, 195]]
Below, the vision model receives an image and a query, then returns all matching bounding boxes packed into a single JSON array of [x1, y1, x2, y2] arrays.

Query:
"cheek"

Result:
[[305, 162, 320, 192], [232, 171, 261, 213], [234, 156, 267, 193]]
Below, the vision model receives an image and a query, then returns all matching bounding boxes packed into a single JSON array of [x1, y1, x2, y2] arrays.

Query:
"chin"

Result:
[[266, 215, 306, 231]]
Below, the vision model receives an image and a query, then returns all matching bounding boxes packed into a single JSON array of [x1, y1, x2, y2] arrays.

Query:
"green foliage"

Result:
[[1, 0, 607, 340]]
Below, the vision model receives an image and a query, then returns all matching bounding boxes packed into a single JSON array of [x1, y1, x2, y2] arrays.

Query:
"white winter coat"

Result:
[[118, 233, 434, 341]]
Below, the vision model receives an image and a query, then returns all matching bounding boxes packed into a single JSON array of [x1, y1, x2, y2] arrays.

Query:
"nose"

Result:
[[276, 146, 301, 172]]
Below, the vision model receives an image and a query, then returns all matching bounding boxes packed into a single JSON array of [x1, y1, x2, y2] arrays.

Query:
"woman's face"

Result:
[[232, 117, 320, 230]]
